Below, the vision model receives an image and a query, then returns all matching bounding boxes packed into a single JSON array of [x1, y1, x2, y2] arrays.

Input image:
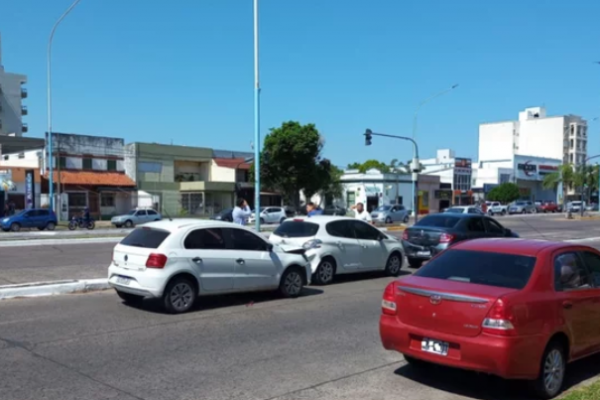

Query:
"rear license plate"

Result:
[[116, 276, 131, 285], [416, 251, 431, 257], [421, 338, 449, 356]]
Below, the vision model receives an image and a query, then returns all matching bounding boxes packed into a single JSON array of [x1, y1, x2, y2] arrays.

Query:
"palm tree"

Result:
[[542, 164, 576, 205]]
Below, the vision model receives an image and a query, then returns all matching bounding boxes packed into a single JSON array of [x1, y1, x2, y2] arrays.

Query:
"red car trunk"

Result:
[[395, 276, 518, 337]]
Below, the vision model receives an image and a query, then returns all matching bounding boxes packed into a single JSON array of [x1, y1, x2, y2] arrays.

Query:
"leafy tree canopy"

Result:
[[487, 183, 520, 204]]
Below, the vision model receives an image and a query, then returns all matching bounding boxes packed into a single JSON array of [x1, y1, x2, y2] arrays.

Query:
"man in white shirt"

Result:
[[352, 202, 373, 223]]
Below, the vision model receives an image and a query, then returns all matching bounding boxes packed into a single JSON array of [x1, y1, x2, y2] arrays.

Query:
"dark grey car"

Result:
[[401, 213, 518, 268]]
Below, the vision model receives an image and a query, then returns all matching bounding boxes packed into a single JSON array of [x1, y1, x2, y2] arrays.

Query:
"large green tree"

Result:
[[251, 121, 335, 204], [487, 183, 520, 204], [347, 159, 391, 173], [542, 164, 577, 204]]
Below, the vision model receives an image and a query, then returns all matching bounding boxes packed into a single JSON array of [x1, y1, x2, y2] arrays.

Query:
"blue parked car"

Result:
[[1, 209, 58, 232]]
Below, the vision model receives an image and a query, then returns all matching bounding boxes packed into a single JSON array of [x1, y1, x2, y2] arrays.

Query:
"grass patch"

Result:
[[562, 380, 600, 400]]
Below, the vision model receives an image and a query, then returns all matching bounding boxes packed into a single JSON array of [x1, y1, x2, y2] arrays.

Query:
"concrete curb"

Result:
[[0, 278, 110, 300], [0, 237, 123, 247]]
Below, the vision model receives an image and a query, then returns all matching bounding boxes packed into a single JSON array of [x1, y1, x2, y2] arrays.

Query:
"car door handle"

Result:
[[562, 301, 573, 310], [236, 259, 245, 265], [192, 257, 202, 264], [336, 241, 344, 247]]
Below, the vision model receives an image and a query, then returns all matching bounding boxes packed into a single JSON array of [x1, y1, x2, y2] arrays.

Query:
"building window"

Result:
[[571, 125, 574, 135], [569, 154, 574, 163], [500, 174, 510, 184], [100, 193, 115, 207], [68, 192, 87, 207], [83, 158, 93, 170], [138, 162, 162, 173], [180, 192, 204, 215], [346, 191, 356, 207], [107, 160, 117, 171], [59, 156, 67, 169], [570, 139, 574, 148]]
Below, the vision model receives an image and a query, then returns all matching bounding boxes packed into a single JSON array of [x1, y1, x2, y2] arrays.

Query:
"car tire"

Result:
[[385, 216, 392, 224], [163, 276, 197, 314], [260, 218, 265, 224], [279, 267, 305, 298], [531, 341, 566, 399], [407, 257, 423, 269], [385, 252, 403, 277], [403, 215, 409, 223], [124, 220, 134, 228], [115, 224, 122, 228], [502, 210, 507, 216], [10, 223, 20, 232], [45, 222, 56, 231], [313, 257, 336, 285], [116, 290, 144, 304]]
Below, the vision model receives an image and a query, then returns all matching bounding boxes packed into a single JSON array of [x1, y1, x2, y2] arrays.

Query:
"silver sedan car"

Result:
[[111, 208, 162, 228], [371, 204, 410, 224]]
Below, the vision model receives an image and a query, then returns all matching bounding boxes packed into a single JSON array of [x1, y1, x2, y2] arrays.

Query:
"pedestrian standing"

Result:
[[232, 198, 252, 225], [306, 202, 323, 217], [352, 203, 373, 224]]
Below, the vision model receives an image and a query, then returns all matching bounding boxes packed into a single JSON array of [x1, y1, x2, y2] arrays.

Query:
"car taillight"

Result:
[[482, 298, 515, 336], [381, 282, 397, 315], [401, 230, 408, 240], [439, 233, 455, 243], [146, 253, 167, 268]]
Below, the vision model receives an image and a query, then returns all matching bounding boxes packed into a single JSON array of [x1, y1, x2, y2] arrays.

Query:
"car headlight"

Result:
[[1, 218, 8, 223], [303, 239, 322, 249]]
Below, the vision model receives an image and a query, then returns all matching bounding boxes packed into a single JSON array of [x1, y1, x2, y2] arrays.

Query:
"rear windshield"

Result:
[[415, 249, 536, 289], [273, 221, 320, 238], [444, 208, 463, 214], [415, 215, 460, 228], [120, 227, 170, 249]]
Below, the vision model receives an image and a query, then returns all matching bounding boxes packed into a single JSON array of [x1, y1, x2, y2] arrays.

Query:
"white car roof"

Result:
[[282, 216, 356, 226], [139, 219, 247, 233]]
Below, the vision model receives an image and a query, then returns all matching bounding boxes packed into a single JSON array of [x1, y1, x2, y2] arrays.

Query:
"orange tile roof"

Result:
[[214, 158, 251, 170], [44, 171, 136, 187]]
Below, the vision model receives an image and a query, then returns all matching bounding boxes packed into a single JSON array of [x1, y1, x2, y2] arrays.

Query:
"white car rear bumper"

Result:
[[108, 264, 166, 298]]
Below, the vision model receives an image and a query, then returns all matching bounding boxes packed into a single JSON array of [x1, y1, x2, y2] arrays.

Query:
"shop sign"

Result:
[[434, 190, 452, 200], [454, 158, 472, 169]]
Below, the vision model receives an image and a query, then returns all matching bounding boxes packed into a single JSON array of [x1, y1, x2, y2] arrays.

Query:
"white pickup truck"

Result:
[[487, 201, 508, 216]]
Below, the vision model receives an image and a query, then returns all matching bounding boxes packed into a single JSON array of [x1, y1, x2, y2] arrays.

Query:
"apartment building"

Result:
[[0, 35, 28, 136], [479, 106, 587, 166], [44, 132, 136, 220]]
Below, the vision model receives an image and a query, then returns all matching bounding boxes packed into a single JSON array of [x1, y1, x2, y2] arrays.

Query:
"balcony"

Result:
[[21, 106, 28, 116], [22, 123, 28, 133], [21, 88, 28, 99]]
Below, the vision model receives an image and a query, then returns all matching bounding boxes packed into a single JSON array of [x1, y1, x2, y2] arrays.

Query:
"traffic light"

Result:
[[364, 129, 372, 146]]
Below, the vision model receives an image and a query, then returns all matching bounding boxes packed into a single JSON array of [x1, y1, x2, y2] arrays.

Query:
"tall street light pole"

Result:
[[410, 84, 459, 214], [47, 0, 82, 214], [253, 0, 262, 232], [364, 129, 420, 223]]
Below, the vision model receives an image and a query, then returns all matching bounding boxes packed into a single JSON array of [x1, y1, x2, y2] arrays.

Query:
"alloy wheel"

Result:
[[387, 255, 401, 275], [169, 283, 194, 312], [283, 271, 303, 296], [543, 349, 564, 396], [318, 262, 334, 283]]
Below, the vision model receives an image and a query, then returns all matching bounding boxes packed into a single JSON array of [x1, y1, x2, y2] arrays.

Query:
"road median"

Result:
[[0, 278, 110, 300]]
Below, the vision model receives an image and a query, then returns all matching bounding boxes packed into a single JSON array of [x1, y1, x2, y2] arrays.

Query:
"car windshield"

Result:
[[415, 249, 536, 290], [120, 227, 170, 249], [444, 208, 464, 214], [127, 210, 137, 215], [273, 221, 320, 238], [375, 206, 391, 211], [415, 215, 461, 228], [572, 201, 582, 205], [514, 201, 526, 206]]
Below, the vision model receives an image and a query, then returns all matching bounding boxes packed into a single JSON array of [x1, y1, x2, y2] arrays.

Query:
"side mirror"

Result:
[[267, 243, 274, 252], [505, 229, 512, 237], [378, 234, 386, 241]]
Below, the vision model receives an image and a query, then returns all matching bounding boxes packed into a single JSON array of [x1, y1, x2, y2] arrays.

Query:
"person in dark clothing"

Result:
[[83, 207, 90, 224]]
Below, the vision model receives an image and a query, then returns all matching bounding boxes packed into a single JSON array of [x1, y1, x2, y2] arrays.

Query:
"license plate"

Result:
[[116, 276, 131, 285], [421, 338, 449, 356], [416, 251, 431, 257]]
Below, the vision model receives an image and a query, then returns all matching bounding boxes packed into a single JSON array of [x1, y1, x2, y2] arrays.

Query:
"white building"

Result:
[[0, 34, 27, 136], [474, 107, 572, 202], [479, 106, 587, 167], [420, 149, 473, 206]]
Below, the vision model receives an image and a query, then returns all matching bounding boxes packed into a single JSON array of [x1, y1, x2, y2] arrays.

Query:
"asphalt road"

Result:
[[2, 216, 600, 399], [2, 214, 600, 285]]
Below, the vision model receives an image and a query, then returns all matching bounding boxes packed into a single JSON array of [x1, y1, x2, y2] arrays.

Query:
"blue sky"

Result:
[[2, 0, 600, 167]]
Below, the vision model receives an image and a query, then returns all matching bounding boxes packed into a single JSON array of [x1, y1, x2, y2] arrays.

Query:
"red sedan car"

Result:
[[380, 238, 600, 399]]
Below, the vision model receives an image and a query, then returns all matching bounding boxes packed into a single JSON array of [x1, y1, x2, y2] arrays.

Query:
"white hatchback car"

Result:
[[268, 216, 404, 285], [249, 206, 287, 225], [108, 219, 311, 313]]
